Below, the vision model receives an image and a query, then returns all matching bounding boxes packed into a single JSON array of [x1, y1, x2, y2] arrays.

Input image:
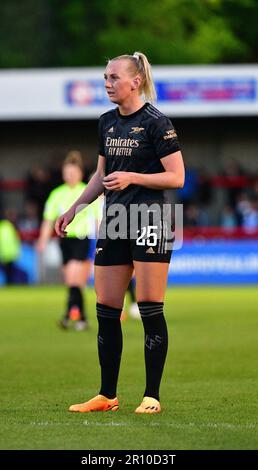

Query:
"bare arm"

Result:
[[72, 156, 106, 208], [55, 156, 105, 237], [36, 219, 54, 252], [133, 151, 185, 189], [103, 151, 185, 191]]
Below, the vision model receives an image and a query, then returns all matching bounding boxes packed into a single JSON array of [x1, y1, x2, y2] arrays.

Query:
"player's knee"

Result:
[[96, 295, 124, 310]]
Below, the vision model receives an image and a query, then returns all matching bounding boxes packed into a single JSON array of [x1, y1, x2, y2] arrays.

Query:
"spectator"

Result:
[[196, 167, 213, 206], [236, 192, 252, 226], [222, 158, 250, 208], [184, 204, 199, 227], [17, 201, 40, 243], [4, 207, 18, 228], [241, 200, 258, 234], [25, 166, 51, 220], [221, 205, 237, 230], [249, 177, 258, 203], [177, 166, 198, 207]]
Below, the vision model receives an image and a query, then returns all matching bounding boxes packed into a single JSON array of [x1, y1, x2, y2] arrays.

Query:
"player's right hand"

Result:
[[55, 209, 75, 238]]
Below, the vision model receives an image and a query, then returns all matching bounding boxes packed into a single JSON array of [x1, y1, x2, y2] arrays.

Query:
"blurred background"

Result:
[[1, 0, 258, 453], [0, 0, 258, 286]]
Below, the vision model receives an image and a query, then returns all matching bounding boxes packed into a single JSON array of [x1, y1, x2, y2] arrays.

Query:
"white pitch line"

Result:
[[29, 421, 257, 430]]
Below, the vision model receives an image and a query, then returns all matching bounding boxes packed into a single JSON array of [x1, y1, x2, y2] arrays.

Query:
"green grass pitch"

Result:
[[0, 286, 257, 450]]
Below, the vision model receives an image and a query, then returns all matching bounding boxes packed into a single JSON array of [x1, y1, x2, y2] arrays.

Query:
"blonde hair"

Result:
[[109, 51, 157, 102], [63, 150, 84, 172]]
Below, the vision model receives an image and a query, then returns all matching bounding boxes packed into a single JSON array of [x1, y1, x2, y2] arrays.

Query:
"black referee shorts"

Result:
[[59, 237, 91, 265], [94, 202, 174, 266]]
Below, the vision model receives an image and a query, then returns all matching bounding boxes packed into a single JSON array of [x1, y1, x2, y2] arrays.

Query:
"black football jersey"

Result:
[[98, 102, 180, 209]]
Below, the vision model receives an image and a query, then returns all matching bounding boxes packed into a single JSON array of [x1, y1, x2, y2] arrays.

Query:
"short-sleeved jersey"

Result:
[[43, 182, 99, 239], [98, 102, 180, 209], [0, 220, 20, 263]]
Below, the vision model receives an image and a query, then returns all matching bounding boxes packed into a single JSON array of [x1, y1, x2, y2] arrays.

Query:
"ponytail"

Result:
[[132, 51, 157, 102], [109, 52, 157, 102]]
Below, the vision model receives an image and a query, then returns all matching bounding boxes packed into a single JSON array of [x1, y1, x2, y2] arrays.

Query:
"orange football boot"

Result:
[[69, 394, 119, 413], [135, 396, 161, 414], [69, 307, 81, 321]]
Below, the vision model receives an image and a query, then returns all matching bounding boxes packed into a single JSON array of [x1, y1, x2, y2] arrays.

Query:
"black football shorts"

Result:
[[59, 237, 91, 265], [94, 202, 174, 266]]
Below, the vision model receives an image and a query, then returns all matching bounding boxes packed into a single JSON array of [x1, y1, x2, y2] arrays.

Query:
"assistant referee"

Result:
[[37, 151, 97, 330]]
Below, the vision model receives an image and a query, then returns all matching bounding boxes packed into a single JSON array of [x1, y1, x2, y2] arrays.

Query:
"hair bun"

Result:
[[64, 150, 84, 171]]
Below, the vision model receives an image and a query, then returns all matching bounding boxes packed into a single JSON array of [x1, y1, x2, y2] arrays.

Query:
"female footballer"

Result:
[[55, 52, 185, 413]]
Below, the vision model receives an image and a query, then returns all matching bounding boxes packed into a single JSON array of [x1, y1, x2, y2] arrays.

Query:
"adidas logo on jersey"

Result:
[[129, 127, 145, 134], [108, 126, 114, 133], [145, 247, 155, 254]]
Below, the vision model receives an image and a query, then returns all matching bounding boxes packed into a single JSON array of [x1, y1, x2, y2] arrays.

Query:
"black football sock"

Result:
[[96, 303, 123, 399], [138, 301, 168, 401], [127, 279, 136, 303], [66, 286, 86, 320]]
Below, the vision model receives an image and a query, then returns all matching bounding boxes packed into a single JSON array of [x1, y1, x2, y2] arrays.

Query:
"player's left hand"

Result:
[[103, 172, 134, 191]]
